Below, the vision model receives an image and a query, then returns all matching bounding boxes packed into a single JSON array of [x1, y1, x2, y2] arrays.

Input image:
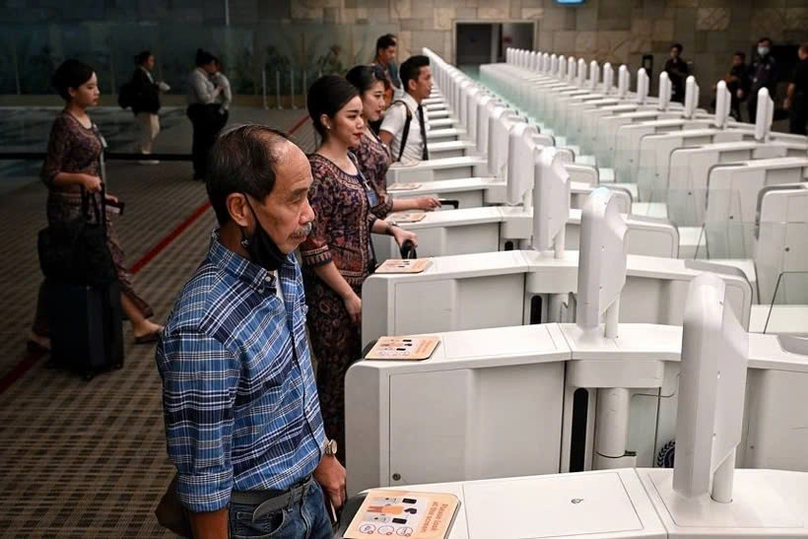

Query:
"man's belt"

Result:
[[231, 475, 314, 520]]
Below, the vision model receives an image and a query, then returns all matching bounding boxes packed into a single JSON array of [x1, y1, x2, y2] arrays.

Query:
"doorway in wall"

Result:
[[455, 22, 534, 78]]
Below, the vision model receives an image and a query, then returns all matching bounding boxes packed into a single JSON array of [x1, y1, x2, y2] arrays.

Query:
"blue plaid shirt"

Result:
[[156, 232, 326, 513]]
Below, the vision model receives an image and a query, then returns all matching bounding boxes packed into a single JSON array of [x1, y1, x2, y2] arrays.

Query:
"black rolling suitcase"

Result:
[[46, 278, 124, 380]]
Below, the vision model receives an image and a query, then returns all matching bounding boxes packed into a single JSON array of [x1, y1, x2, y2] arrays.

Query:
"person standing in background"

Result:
[[211, 57, 231, 133], [724, 52, 750, 121], [29, 59, 162, 352], [369, 34, 400, 134], [748, 37, 778, 124], [130, 51, 169, 164], [784, 44, 808, 135], [664, 44, 689, 104], [373, 34, 400, 93], [187, 49, 224, 180]]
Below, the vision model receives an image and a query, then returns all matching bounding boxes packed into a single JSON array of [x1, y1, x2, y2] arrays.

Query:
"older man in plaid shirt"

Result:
[[156, 125, 345, 538]]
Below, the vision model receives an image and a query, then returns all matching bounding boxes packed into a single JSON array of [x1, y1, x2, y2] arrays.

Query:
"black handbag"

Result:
[[38, 185, 117, 286]]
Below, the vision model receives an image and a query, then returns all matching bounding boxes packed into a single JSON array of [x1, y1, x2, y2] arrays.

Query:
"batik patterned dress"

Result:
[[299, 152, 387, 460], [32, 112, 152, 336], [352, 131, 394, 219]]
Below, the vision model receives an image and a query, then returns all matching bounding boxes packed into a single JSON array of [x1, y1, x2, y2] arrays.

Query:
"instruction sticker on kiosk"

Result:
[[375, 258, 431, 274], [344, 489, 460, 539], [365, 336, 440, 361], [386, 211, 426, 223]]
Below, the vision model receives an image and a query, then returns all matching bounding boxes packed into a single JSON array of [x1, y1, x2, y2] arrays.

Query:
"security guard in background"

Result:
[[664, 44, 689, 104], [748, 37, 778, 123], [784, 43, 808, 135]]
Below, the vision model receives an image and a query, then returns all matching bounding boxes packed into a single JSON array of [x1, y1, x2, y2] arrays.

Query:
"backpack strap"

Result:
[[391, 100, 412, 162]]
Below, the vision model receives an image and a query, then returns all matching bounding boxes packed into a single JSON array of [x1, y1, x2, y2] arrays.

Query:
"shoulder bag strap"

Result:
[[391, 100, 412, 162]]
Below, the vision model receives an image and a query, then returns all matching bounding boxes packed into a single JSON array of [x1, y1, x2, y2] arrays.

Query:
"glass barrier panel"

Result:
[[0, 21, 395, 96], [761, 271, 808, 335], [757, 222, 808, 307]]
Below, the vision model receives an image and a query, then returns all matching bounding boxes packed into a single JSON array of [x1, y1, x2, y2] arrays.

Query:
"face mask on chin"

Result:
[[240, 196, 289, 272]]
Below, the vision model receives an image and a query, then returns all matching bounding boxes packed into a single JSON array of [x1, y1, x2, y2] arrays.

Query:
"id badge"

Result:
[[92, 124, 108, 150], [365, 185, 379, 207]]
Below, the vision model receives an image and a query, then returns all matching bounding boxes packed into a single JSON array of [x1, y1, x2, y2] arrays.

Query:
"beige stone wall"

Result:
[[235, 0, 808, 99]]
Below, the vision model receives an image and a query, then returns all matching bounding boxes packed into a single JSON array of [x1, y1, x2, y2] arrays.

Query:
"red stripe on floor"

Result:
[[0, 114, 311, 395], [0, 350, 45, 394], [129, 201, 212, 275], [130, 113, 310, 275]]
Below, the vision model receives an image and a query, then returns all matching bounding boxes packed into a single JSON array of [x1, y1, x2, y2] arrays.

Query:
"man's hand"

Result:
[[313, 455, 347, 510], [188, 508, 229, 539], [784, 97, 793, 111]]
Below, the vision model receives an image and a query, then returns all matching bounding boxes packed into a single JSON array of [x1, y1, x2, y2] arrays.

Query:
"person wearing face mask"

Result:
[[346, 64, 441, 215], [155, 125, 345, 539], [748, 37, 779, 124], [300, 75, 418, 462]]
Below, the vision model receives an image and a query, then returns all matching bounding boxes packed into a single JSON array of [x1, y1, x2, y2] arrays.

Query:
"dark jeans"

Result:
[[187, 104, 228, 179], [229, 481, 332, 539], [790, 98, 807, 135], [748, 95, 760, 124], [730, 95, 743, 121]]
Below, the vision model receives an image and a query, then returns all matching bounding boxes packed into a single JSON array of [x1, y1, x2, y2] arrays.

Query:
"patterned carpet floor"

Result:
[[0, 108, 311, 537]]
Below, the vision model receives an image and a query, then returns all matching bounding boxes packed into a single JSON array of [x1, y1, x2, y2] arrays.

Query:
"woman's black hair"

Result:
[[52, 59, 95, 101], [345, 64, 388, 94], [134, 50, 152, 66], [306, 75, 359, 138], [195, 48, 215, 67]]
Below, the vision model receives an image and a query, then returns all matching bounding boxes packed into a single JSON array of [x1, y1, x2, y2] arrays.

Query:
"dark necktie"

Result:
[[417, 104, 429, 161]]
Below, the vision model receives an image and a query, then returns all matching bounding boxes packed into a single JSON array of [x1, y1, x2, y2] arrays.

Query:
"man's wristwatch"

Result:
[[324, 439, 338, 457]]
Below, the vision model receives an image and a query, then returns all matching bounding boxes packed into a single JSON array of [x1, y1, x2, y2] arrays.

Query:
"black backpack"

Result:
[[118, 81, 135, 109]]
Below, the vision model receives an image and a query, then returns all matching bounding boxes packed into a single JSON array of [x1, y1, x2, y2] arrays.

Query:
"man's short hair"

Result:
[[376, 34, 397, 54], [733, 51, 746, 61], [758, 37, 773, 46], [206, 125, 292, 225], [671, 43, 683, 53], [400, 55, 430, 91]]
